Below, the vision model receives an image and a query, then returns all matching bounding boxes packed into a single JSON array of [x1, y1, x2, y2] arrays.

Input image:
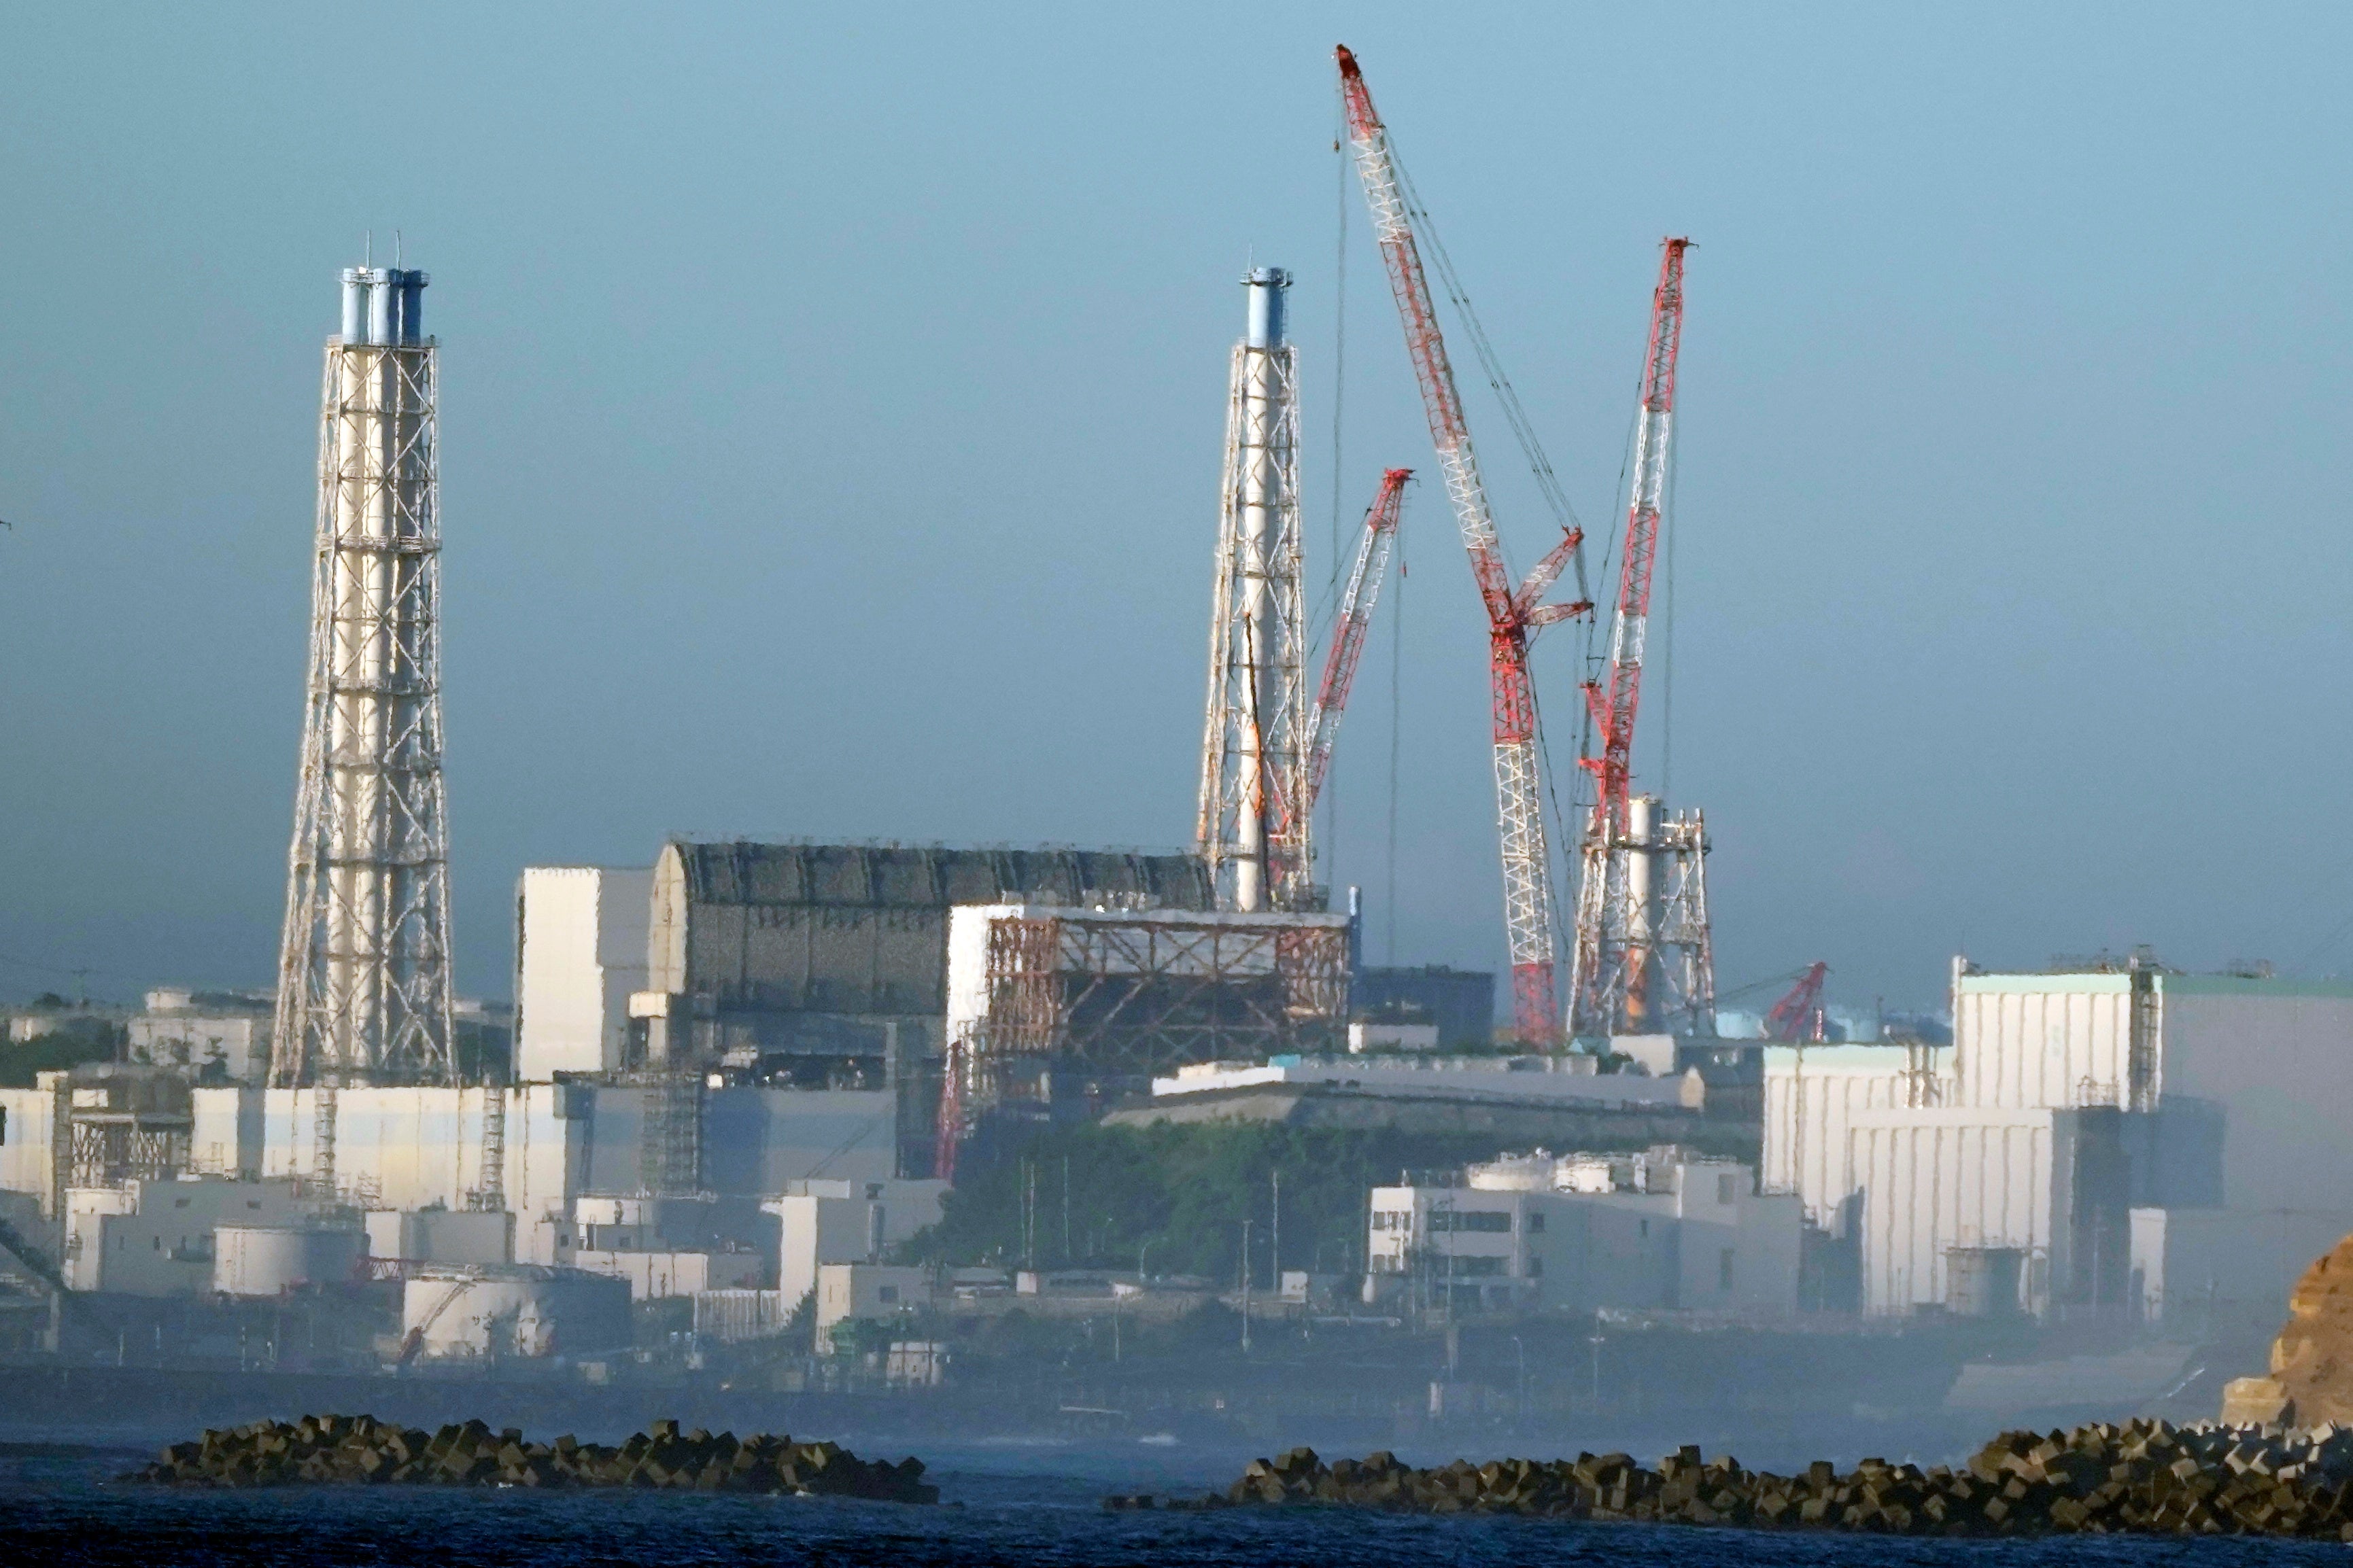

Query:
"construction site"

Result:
[[0, 39, 2346, 1456]]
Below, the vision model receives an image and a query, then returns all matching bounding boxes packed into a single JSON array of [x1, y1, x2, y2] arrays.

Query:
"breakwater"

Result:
[[123, 1414, 935, 1501], [1121, 1418, 2353, 1538]]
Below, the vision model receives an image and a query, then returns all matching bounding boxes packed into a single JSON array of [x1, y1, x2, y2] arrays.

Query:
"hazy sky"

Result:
[[4, 5, 2350, 1017]]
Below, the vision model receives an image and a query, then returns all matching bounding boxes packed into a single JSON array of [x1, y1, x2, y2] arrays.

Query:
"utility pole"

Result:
[[1243, 1221, 1254, 1351], [1271, 1168, 1282, 1296]]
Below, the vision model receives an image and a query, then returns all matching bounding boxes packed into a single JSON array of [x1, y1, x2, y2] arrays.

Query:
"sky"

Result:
[[3, 4, 2351, 1019]]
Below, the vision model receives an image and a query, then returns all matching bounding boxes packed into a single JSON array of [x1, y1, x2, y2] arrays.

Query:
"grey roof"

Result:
[[669, 841, 1214, 911]]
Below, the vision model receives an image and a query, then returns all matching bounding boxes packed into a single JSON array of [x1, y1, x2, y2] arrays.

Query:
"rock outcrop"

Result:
[[2246, 1232, 2353, 1428]]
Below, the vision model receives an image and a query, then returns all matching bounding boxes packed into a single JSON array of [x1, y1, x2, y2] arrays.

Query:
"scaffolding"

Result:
[[939, 905, 1350, 1166], [1568, 797, 1717, 1039]]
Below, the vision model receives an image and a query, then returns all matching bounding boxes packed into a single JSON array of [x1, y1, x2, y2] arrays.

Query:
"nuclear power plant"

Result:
[[1, 43, 2344, 1454]]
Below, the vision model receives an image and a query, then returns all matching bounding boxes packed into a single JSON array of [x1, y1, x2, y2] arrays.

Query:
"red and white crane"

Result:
[[1297, 467, 1411, 821], [1567, 239, 1697, 1036], [1764, 962, 1831, 1043], [1335, 46, 1590, 1043]]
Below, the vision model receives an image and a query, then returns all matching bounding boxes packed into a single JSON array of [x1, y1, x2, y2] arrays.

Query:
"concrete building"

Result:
[[814, 1261, 931, 1350], [1347, 1020, 1440, 1052], [768, 1177, 947, 1310], [1948, 959, 2353, 1331], [128, 989, 275, 1082], [1759, 958, 2353, 1329], [640, 840, 1211, 1068], [1366, 1148, 1800, 1319], [362, 1208, 513, 1267], [1761, 1041, 1955, 1235], [61, 1176, 328, 1295], [514, 867, 651, 1079], [1847, 1104, 2130, 1319]]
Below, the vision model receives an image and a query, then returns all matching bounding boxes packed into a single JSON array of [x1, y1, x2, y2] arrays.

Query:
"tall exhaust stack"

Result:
[[1198, 266, 1311, 910], [271, 262, 458, 1143]]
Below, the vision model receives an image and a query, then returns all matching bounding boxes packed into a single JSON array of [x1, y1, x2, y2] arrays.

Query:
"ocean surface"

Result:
[[2, 1435, 2346, 1568]]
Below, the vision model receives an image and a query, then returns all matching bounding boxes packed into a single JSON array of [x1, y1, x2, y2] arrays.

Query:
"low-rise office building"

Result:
[[1365, 1147, 1801, 1319]]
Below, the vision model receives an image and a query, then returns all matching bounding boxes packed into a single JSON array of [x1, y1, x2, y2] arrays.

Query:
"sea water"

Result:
[[2, 1440, 2345, 1567]]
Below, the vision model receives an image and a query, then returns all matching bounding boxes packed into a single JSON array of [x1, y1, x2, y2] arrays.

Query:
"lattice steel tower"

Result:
[[1197, 268, 1312, 911], [271, 264, 458, 1094]]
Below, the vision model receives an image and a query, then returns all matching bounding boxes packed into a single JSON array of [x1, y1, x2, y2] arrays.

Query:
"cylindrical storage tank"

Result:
[[400, 1266, 632, 1361], [1944, 1245, 2027, 1319], [213, 1225, 365, 1296]]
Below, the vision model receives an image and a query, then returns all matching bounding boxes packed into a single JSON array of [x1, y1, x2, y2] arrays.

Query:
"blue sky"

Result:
[[3, 5, 2349, 1016]]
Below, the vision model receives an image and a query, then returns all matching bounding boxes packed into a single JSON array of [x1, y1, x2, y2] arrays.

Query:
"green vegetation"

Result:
[[907, 1120, 1750, 1285], [0, 1005, 120, 1087]]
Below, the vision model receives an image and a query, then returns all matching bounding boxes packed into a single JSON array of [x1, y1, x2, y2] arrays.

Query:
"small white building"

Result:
[[513, 866, 651, 1079], [128, 988, 275, 1082], [1347, 1020, 1440, 1053], [61, 1177, 326, 1295], [766, 1177, 946, 1310], [814, 1261, 931, 1349], [1366, 1148, 1800, 1319]]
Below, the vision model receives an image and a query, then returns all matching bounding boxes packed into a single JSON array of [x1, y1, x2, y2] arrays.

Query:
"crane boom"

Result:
[[1299, 468, 1410, 816], [1581, 239, 1690, 823], [1764, 962, 1830, 1042], [1335, 44, 1588, 1043], [1567, 239, 1692, 1036]]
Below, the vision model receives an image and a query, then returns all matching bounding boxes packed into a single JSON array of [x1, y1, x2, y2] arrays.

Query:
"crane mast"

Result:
[[1568, 238, 1714, 1038], [1335, 45, 1589, 1043]]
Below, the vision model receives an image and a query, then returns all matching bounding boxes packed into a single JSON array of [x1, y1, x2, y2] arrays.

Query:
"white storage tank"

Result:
[[213, 1225, 364, 1296], [398, 1264, 632, 1361]]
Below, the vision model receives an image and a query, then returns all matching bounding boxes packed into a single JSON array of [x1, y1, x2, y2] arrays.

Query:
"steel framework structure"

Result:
[[1567, 239, 1716, 1038], [1337, 46, 1590, 1042], [939, 908, 1350, 1174], [271, 266, 459, 1160], [1199, 269, 1313, 912]]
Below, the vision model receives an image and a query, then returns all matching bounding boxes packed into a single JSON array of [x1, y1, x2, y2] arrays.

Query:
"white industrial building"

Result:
[[128, 989, 275, 1081], [1761, 1041, 1953, 1238], [814, 1261, 932, 1350], [513, 867, 651, 1079], [1762, 957, 2353, 1330], [767, 1177, 947, 1310], [63, 1177, 330, 1295], [1366, 1148, 1801, 1319]]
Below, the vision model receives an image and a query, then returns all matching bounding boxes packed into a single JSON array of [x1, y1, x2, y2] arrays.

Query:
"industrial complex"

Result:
[[0, 45, 2343, 1444]]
